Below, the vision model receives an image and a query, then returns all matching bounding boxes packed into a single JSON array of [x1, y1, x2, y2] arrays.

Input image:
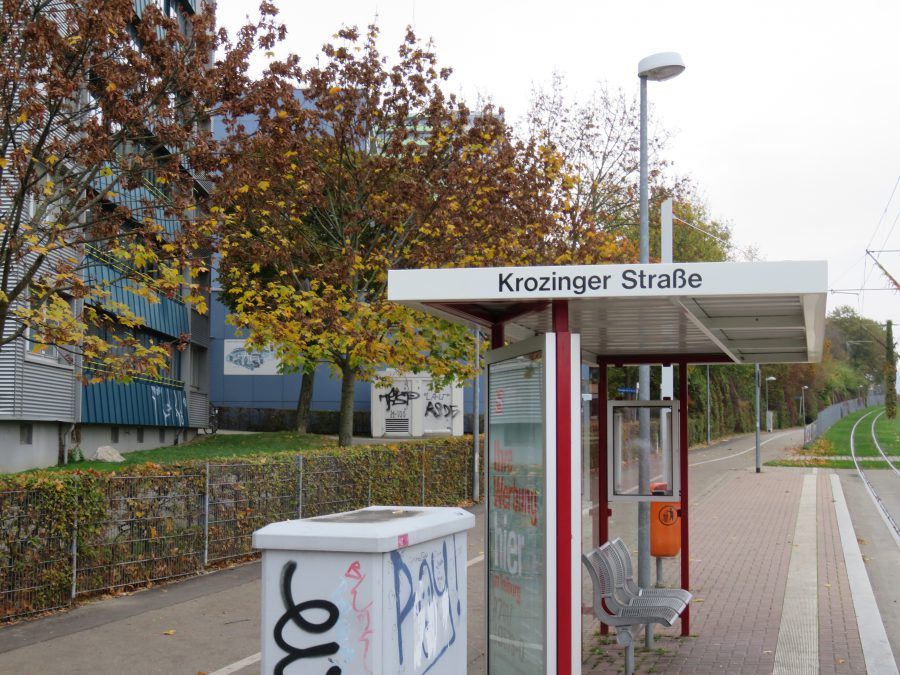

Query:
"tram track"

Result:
[[868, 410, 900, 477], [849, 410, 900, 551]]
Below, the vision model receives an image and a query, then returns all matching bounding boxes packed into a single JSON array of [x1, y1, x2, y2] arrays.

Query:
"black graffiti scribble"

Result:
[[425, 401, 459, 419], [379, 387, 419, 411], [274, 560, 342, 675]]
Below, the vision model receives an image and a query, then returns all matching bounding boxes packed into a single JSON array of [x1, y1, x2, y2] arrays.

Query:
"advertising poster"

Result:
[[487, 346, 547, 674]]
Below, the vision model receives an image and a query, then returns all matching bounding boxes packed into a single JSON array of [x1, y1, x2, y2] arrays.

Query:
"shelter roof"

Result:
[[388, 261, 827, 365]]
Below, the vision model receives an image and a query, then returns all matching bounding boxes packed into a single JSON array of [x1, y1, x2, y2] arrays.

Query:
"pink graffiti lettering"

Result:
[[345, 560, 374, 674]]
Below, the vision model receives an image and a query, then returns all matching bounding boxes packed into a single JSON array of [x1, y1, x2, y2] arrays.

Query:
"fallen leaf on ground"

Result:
[[163, 629, 176, 636]]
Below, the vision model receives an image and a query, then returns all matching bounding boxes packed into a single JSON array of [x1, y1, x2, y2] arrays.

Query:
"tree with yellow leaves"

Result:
[[0, 0, 283, 380], [215, 25, 566, 445]]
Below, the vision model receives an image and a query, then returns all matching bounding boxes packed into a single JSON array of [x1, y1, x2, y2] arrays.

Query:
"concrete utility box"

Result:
[[371, 371, 464, 438], [253, 506, 475, 675]]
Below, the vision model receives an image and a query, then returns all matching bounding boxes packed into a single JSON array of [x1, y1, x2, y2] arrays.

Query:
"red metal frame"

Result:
[[553, 300, 572, 675], [490, 322, 505, 350], [679, 363, 690, 636]]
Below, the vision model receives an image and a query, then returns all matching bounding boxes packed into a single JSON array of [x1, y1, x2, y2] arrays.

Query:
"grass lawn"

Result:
[[37, 432, 338, 473], [874, 411, 900, 453], [765, 404, 897, 469]]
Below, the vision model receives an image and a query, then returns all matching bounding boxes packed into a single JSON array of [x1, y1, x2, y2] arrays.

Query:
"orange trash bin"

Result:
[[650, 482, 681, 557]]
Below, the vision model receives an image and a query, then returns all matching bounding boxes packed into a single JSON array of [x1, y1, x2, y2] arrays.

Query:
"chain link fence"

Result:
[[803, 394, 885, 444], [0, 442, 476, 621]]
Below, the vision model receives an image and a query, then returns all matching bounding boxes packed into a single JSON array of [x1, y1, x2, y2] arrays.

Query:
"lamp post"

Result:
[[800, 385, 809, 443], [765, 376, 776, 431], [637, 51, 684, 649], [754, 364, 761, 473]]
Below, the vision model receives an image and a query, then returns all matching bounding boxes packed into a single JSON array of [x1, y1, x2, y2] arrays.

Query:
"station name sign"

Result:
[[498, 267, 702, 295], [387, 260, 829, 303]]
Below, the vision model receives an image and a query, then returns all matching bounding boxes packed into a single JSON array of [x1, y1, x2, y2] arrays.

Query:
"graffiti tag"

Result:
[[274, 560, 342, 675], [344, 561, 374, 675], [380, 387, 419, 412], [390, 537, 461, 673]]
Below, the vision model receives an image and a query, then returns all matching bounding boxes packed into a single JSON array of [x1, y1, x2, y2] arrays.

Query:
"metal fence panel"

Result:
[[806, 395, 885, 444], [302, 453, 368, 517], [0, 487, 74, 620], [207, 461, 298, 563], [75, 474, 204, 594]]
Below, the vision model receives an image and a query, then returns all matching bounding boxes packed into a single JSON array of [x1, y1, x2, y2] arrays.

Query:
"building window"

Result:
[[159, 428, 166, 444], [137, 428, 144, 443], [20, 424, 33, 445], [111, 427, 119, 443], [25, 287, 75, 366]]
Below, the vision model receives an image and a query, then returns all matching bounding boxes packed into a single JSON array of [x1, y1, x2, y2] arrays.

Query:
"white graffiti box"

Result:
[[253, 506, 475, 675]]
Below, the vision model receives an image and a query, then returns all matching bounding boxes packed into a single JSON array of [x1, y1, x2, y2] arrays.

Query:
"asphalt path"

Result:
[[1, 428, 896, 674]]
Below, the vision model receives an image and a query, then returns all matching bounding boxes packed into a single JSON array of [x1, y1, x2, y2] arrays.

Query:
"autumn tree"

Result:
[[886, 321, 896, 418], [525, 74, 744, 268], [215, 26, 562, 445], [0, 0, 283, 379]]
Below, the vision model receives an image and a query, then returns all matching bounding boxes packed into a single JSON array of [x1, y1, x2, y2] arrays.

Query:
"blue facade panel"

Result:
[[82, 379, 188, 427], [86, 257, 188, 338]]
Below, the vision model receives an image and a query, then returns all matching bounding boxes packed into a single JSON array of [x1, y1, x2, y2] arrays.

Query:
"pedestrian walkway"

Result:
[[580, 468, 895, 674]]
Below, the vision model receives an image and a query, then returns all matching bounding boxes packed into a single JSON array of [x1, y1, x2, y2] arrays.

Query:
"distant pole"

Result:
[[754, 364, 761, 473], [473, 330, 481, 502], [706, 365, 711, 446]]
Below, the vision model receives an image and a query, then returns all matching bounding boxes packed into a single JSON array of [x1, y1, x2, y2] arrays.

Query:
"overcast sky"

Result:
[[217, 0, 900, 328]]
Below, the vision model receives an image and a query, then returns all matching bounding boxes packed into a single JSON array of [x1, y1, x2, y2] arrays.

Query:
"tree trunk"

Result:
[[338, 363, 357, 446], [295, 370, 315, 434]]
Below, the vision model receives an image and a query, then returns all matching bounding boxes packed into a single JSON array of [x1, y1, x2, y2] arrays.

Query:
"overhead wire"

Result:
[[672, 215, 758, 261], [860, 174, 900, 313]]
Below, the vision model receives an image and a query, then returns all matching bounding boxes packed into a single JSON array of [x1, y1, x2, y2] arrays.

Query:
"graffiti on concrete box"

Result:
[[390, 535, 463, 673]]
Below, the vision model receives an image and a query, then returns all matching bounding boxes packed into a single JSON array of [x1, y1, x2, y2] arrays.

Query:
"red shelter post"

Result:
[[552, 300, 573, 675], [679, 363, 690, 636]]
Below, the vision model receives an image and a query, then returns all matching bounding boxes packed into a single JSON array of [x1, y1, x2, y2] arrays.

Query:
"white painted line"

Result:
[[207, 652, 261, 675], [830, 473, 899, 675], [211, 553, 486, 675], [773, 474, 818, 674], [688, 431, 791, 467]]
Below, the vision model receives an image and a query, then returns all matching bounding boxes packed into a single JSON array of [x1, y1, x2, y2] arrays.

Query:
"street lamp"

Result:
[[638, 52, 686, 264], [638, 51, 684, 649]]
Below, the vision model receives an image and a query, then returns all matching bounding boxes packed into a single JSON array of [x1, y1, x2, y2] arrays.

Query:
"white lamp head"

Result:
[[638, 52, 686, 81], [766, 376, 777, 382]]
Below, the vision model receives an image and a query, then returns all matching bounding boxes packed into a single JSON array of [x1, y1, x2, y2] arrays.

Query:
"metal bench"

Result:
[[609, 537, 692, 606], [582, 542, 691, 675]]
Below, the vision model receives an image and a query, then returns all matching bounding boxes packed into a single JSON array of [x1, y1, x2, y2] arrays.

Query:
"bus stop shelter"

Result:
[[388, 259, 827, 675]]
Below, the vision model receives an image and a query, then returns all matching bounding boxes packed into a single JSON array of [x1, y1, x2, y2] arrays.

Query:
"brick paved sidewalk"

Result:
[[582, 469, 865, 674]]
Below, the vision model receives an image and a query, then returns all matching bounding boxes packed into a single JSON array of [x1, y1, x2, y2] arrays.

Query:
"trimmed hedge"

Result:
[[0, 437, 478, 621]]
